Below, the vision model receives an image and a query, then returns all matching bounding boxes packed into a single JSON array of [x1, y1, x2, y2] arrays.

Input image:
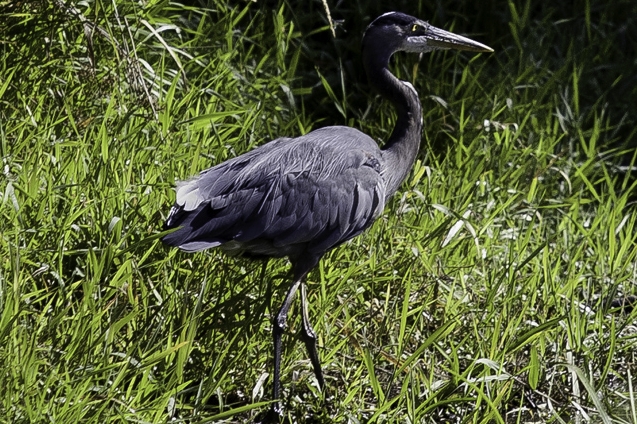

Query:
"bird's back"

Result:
[[162, 126, 387, 261]]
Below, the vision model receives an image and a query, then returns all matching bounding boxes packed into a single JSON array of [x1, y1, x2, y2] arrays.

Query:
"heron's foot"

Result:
[[253, 403, 283, 424], [610, 295, 636, 314]]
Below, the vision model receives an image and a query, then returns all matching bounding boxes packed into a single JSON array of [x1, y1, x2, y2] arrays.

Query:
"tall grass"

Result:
[[1, 0, 635, 422]]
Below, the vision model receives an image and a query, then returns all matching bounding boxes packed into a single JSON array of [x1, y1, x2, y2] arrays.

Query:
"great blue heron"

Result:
[[162, 11, 492, 416]]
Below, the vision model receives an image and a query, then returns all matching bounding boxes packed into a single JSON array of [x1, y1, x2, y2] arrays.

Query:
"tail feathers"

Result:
[[163, 235, 222, 252], [162, 204, 227, 252], [161, 224, 224, 252], [165, 205, 186, 228]]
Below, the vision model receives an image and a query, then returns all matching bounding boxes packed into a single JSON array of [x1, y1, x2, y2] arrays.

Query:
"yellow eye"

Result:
[[411, 24, 420, 32]]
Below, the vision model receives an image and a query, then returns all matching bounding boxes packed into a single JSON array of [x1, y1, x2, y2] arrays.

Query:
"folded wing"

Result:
[[162, 127, 386, 259]]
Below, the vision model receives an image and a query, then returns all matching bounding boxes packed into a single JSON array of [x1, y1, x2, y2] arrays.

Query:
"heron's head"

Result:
[[364, 12, 493, 55]]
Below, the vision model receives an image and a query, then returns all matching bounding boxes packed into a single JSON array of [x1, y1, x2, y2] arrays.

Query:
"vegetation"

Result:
[[1, 0, 636, 422]]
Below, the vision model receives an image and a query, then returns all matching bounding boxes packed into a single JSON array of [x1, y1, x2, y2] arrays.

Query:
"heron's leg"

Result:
[[270, 256, 320, 416], [271, 278, 302, 414], [300, 282, 325, 391], [260, 261, 272, 315]]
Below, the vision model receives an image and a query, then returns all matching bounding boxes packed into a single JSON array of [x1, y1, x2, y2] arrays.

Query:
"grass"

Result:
[[1, 0, 636, 422]]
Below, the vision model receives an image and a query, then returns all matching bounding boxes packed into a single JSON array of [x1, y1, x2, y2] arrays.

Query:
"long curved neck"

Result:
[[364, 45, 423, 199]]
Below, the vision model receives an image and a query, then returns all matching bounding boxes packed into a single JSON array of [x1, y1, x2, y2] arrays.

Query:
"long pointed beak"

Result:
[[425, 25, 493, 53]]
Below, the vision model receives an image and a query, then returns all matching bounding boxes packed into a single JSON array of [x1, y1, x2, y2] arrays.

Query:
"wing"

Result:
[[162, 126, 386, 257]]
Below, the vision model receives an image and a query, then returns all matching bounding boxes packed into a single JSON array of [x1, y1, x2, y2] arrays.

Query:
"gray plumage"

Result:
[[162, 11, 492, 418], [163, 126, 385, 261]]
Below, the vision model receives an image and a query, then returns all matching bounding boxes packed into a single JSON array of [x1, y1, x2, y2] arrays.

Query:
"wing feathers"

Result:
[[163, 128, 386, 256]]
